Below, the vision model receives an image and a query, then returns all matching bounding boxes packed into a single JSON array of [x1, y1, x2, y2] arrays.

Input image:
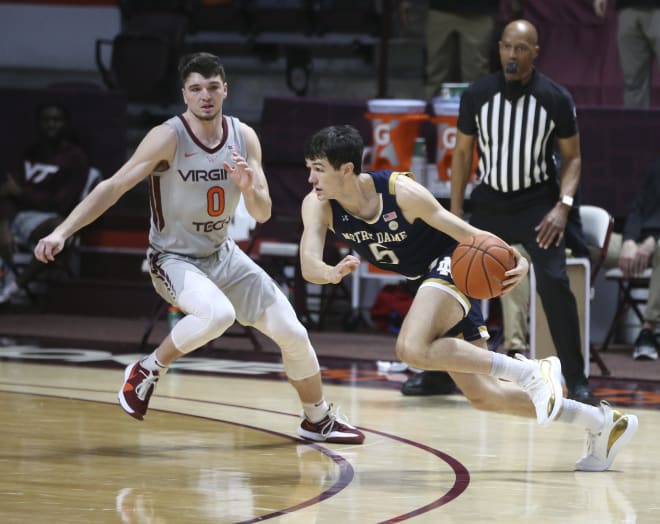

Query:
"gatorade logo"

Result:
[[441, 126, 456, 149], [374, 122, 392, 146]]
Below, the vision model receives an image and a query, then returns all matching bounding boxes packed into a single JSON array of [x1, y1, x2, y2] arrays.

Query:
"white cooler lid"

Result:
[[432, 97, 460, 116], [367, 99, 427, 114]]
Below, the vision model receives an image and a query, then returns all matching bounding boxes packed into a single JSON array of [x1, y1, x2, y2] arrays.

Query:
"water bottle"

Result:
[[410, 137, 427, 187]]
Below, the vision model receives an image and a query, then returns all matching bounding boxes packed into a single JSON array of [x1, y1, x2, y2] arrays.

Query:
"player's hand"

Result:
[[500, 247, 529, 294], [34, 232, 66, 263], [224, 150, 254, 192], [328, 254, 360, 284], [534, 205, 569, 249]]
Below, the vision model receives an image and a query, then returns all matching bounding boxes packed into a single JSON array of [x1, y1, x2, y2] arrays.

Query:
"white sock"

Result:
[[558, 399, 605, 431], [141, 352, 168, 374], [303, 399, 329, 423], [488, 352, 531, 384]]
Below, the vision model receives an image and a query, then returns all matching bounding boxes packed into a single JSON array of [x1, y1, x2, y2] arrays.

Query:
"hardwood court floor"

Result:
[[1, 353, 658, 524]]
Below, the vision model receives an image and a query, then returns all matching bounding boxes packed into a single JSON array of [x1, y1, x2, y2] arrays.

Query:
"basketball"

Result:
[[451, 234, 516, 299]]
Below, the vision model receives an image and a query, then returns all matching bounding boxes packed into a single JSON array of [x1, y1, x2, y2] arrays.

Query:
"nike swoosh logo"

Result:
[[184, 152, 197, 158]]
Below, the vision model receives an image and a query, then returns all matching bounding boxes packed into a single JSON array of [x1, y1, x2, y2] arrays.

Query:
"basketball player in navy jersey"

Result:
[[33, 52, 363, 444], [299, 124, 638, 471]]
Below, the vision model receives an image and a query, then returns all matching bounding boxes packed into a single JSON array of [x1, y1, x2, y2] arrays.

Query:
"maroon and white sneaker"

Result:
[[297, 405, 365, 444], [118, 361, 159, 421]]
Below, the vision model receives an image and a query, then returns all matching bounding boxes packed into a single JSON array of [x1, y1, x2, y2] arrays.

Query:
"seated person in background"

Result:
[[499, 202, 592, 356], [0, 103, 90, 303], [617, 157, 660, 360], [0, 104, 90, 304]]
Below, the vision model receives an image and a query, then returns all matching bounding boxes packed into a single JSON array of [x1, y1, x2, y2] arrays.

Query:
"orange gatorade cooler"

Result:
[[431, 94, 479, 182], [364, 99, 429, 171]]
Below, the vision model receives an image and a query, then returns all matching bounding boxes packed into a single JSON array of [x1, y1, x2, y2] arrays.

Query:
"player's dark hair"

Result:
[[178, 52, 226, 84], [304, 125, 364, 174]]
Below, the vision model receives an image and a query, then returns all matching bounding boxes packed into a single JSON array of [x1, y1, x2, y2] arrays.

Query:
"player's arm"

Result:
[[228, 122, 272, 223], [396, 176, 528, 285], [449, 130, 476, 218], [34, 124, 176, 263], [300, 191, 360, 284], [397, 174, 483, 242], [535, 133, 581, 249]]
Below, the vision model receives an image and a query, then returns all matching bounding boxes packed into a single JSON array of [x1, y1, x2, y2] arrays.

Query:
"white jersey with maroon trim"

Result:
[[148, 114, 246, 257]]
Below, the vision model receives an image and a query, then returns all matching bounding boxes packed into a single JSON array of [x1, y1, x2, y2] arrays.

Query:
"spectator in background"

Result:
[[617, 157, 660, 360], [594, 0, 660, 108], [500, 202, 591, 357], [420, 1, 498, 98], [0, 103, 90, 304]]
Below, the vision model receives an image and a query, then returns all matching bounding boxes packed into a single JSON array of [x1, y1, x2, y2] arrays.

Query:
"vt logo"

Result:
[[24, 161, 59, 183]]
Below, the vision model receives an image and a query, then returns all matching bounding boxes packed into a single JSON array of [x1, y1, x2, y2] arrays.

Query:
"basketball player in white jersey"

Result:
[[33, 52, 364, 444]]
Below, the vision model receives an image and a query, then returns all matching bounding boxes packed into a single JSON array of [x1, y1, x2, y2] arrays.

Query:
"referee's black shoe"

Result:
[[568, 383, 599, 406], [401, 371, 455, 396]]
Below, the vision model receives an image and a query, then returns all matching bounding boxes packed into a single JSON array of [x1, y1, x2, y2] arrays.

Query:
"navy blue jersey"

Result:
[[329, 170, 457, 278]]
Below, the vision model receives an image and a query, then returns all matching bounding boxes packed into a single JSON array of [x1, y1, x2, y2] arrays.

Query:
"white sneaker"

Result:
[[516, 354, 563, 425], [575, 402, 638, 472], [297, 404, 365, 444]]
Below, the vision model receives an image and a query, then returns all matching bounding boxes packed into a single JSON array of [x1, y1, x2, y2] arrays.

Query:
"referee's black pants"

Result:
[[469, 182, 589, 391]]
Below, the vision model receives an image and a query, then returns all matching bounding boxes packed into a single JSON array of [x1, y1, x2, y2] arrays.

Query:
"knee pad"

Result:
[[171, 274, 236, 354], [254, 293, 320, 380]]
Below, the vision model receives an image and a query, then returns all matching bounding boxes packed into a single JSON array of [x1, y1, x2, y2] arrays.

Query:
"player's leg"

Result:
[[250, 291, 362, 444], [396, 277, 562, 425], [396, 283, 534, 417], [119, 252, 237, 420], [224, 245, 363, 443], [449, 348, 537, 419]]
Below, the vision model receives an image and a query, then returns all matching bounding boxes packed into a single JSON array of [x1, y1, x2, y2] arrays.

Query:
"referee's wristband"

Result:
[[559, 194, 574, 207]]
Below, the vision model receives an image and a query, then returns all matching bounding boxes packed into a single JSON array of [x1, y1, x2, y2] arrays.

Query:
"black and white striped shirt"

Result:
[[457, 70, 578, 193]]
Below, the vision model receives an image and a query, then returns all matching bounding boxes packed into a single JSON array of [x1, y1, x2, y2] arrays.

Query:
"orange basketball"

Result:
[[451, 234, 516, 299]]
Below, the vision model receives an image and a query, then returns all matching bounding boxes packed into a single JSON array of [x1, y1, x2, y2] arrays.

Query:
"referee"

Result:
[[450, 19, 597, 405]]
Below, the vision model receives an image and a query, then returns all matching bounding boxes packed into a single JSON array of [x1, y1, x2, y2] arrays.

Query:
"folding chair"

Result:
[[6, 167, 103, 304], [578, 204, 615, 375], [599, 267, 652, 353]]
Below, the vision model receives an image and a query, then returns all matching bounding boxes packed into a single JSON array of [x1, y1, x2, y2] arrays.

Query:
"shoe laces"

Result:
[[514, 353, 537, 391], [584, 401, 609, 456], [319, 404, 347, 437], [135, 368, 158, 401]]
